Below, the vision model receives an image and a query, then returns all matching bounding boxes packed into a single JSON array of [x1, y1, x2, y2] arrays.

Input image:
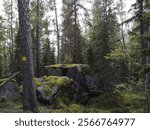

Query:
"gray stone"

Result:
[[85, 75, 97, 89], [0, 81, 19, 101], [66, 67, 85, 88], [46, 68, 63, 76], [35, 77, 89, 105], [38, 64, 98, 105]]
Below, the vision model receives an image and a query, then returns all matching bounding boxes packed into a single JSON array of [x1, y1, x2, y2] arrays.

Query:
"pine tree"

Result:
[[0, 16, 3, 77], [124, 0, 150, 111], [35, 0, 40, 77], [53, 0, 60, 63], [3, 0, 15, 74], [14, 31, 21, 73], [137, 0, 150, 110], [42, 39, 55, 66], [18, 0, 37, 112]]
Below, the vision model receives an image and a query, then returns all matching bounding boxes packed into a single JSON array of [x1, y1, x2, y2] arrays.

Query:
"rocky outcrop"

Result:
[[33, 64, 98, 105], [0, 80, 19, 101], [34, 76, 88, 105], [45, 64, 96, 90]]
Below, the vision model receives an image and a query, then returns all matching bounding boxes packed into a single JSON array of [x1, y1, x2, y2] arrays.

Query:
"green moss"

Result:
[[122, 93, 146, 106], [65, 64, 78, 68], [46, 64, 62, 68], [43, 86, 51, 96], [58, 99, 68, 110], [79, 64, 91, 75], [37, 76, 70, 88], [45, 64, 91, 75], [45, 64, 78, 69], [44, 76, 58, 87], [19, 85, 23, 94], [34, 78, 42, 87], [57, 77, 70, 87], [68, 104, 84, 113], [54, 98, 84, 112], [0, 101, 23, 113], [44, 76, 58, 82], [34, 76, 71, 97]]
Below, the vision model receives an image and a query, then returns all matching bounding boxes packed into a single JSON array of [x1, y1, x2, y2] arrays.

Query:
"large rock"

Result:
[[85, 75, 97, 90], [66, 67, 85, 89], [42, 64, 98, 104], [35, 76, 88, 105], [44, 64, 96, 90], [45, 68, 63, 76], [0, 81, 19, 101]]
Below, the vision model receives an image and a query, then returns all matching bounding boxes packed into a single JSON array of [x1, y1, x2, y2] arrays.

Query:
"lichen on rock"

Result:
[[34, 64, 97, 106], [34, 76, 78, 105]]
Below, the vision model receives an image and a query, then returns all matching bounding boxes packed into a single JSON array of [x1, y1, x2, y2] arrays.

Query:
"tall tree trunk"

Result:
[[18, 0, 37, 112], [139, 0, 150, 110], [74, 0, 77, 63], [121, 26, 128, 62], [10, 0, 14, 74], [54, 0, 60, 64], [139, 0, 145, 65], [73, 0, 82, 63], [3, 44, 7, 76], [36, 0, 40, 77]]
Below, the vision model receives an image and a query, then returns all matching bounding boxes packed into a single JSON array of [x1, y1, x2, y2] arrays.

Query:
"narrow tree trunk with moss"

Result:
[[18, 0, 37, 112]]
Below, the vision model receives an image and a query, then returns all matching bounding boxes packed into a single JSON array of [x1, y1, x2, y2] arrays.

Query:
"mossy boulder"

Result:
[[45, 64, 91, 76], [41, 64, 99, 105], [44, 64, 96, 90], [34, 76, 84, 105]]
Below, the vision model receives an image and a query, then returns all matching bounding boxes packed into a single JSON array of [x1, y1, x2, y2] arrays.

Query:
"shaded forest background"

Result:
[[0, 0, 150, 112]]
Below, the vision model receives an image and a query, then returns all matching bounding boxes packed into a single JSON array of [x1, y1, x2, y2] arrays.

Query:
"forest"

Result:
[[0, 0, 150, 113]]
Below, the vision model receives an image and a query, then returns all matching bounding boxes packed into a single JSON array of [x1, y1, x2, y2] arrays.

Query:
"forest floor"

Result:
[[0, 91, 147, 113]]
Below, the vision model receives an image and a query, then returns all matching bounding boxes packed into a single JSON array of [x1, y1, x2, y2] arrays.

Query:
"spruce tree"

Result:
[[61, 0, 83, 63], [88, 0, 121, 87]]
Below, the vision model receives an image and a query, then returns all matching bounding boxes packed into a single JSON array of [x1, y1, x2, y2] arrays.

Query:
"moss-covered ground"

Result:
[[0, 91, 147, 113], [0, 65, 148, 113]]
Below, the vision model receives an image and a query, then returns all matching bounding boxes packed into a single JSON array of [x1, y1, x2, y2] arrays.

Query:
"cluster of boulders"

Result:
[[36, 64, 97, 105], [0, 64, 97, 105]]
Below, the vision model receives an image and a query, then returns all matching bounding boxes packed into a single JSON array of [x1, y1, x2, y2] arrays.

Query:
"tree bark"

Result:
[[10, 0, 14, 74], [54, 0, 60, 64], [138, 0, 150, 110], [36, 0, 40, 77], [3, 43, 7, 76], [18, 0, 37, 112]]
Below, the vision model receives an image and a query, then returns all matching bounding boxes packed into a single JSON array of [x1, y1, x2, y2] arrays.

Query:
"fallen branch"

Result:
[[0, 72, 20, 87]]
